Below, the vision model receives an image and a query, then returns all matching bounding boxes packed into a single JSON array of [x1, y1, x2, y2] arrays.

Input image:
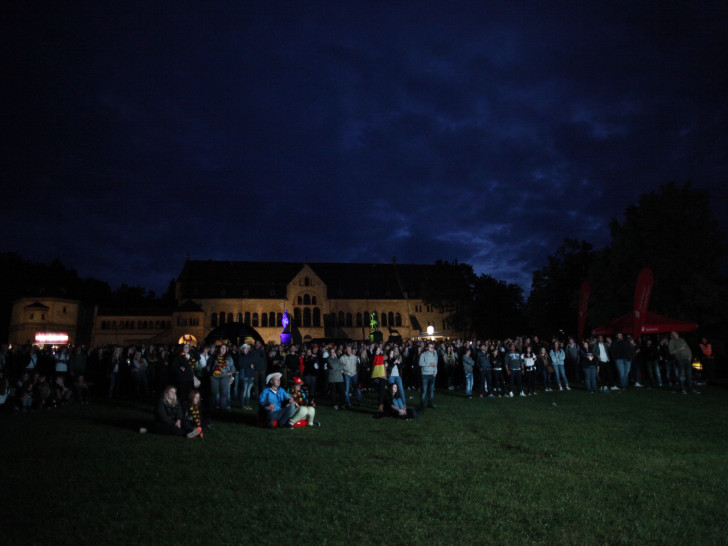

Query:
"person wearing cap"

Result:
[[288, 376, 320, 427], [237, 343, 256, 410], [259, 372, 296, 428]]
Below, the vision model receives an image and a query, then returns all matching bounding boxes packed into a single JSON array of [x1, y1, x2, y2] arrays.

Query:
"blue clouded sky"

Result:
[[3, 1, 727, 295]]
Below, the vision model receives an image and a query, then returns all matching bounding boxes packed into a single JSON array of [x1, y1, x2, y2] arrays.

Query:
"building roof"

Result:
[[177, 260, 435, 300]]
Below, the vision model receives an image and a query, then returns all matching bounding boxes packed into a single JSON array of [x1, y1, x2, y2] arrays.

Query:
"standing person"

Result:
[[538, 347, 553, 392], [581, 340, 598, 393], [283, 345, 301, 387], [610, 333, 631, 389], [550, 341, 570, 391], [130, 350, 149, 400], [565, 337, 581, 384], [259, 372, 296, 428], [522, 347, 538, 395], [642, 338, 662, 387], [237, 344, 256, 410], [659, 337, 677, 387], [173, 343, 196, 405], [699, 338, 715, 384], [387, 348, 406, 404], [476, 343, 492, 398], [505, 344, 525, 397], [302, 347, 319, 404], [107, 346, 123, 399], [491, 344, 507, 396], [209, 343, 235, 411], [593, 336, 616, 391], [418, 342, 438, 411], [327, 347, 346, 410], [370, 346, 388, 411], [443, 345, 458, 391], [462, 347, 475, 399], [341, 345, 361, 409], [669, 331, 699, 394], [252, 340, 268, 398]]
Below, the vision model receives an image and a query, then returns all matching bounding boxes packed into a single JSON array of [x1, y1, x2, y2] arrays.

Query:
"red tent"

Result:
[[592, 311, 698, 337]]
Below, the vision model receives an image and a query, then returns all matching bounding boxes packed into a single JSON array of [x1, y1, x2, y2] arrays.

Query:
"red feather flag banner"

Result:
[[632, 268, 654, 341], [577, 281, 590, 342]]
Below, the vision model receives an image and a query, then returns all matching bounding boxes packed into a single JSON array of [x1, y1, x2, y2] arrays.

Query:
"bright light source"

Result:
[[427, 325, 434, 335], [35, 332, 69, 344]]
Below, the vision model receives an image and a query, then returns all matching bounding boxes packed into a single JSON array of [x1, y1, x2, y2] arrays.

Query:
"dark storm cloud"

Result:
[[3, 1, 726, 294]]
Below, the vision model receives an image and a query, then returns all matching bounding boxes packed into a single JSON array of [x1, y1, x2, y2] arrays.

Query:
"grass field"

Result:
[[3, 385, 727, 545]]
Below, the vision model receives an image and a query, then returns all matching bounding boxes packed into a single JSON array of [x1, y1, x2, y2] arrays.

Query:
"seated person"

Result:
[[289, 376, 320, 427], [73, 374, 90, 404], [50, 375, 73, 406], [184, 389, 209, 437], [259, 372, 296, 428], [387, 383, 416, 420], [155, 385, 200, 438]]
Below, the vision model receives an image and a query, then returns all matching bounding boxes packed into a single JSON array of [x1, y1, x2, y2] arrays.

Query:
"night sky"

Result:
[[4, 2, 727, 296]]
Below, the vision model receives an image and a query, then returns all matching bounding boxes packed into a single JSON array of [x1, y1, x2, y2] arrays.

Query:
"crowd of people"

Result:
[[0, 330, 716, 430]]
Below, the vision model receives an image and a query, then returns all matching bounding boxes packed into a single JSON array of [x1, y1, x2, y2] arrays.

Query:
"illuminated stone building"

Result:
[[172, 260, 448, 344], [9, 260, 450, 347], [9, 297, 81, 346]]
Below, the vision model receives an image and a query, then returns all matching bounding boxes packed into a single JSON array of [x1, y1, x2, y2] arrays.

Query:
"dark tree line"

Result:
[[526, 182, 727, 338]]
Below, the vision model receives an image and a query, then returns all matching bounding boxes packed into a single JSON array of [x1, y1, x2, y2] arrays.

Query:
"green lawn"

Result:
[[3, 386, 727, 545]]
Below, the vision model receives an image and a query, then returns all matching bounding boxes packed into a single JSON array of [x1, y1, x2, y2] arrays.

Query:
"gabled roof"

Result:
[[25, 301, 50, 310], [177, 260, 435, 300]]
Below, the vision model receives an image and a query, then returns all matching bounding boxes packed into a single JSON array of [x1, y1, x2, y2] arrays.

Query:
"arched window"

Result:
[[211, 313, 218, 327], [303, 308, 311, 327], [388, 312, 394, 327], [313, 308, 321, 327], [262, 313, 268, 327], [227, 313, 233, 324], [294, 308, 302, 327], [312, 296, 317, 305], [237, 313, 243, 323], [270, 312, 277, 327], [395, 313, 402, 326], [276, 313, 283, 327], [252, 313, 259, 327], [303, 294, 311, 305], [381, 312, 388, 326], [297, 296, 303, 304], [338, 311, 345, 326], [345, 312, 353, 327], [305, 277, 310, 286], [244, 312, 251, 325], [219, 312, 226, 325], [356, 313, 363, 327]]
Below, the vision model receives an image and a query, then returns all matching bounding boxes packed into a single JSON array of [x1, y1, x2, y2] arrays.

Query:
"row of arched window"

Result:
[[337, 311, 403, 328], [100, 320, 171, 330], [211, 312, 285, 329], [209, 308, 404, 330]]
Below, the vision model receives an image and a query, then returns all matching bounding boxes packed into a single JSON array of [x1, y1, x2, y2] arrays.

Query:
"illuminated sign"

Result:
[[35, 332, 69, 344]]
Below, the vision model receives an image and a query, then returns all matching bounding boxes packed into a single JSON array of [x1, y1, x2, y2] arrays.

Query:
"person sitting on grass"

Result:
[[386, 382, 416, 420], [184, 389, 208, 438], [259, 372, 296, 429], [50, 375, 73, 407], [288, 376, 320, 427], [154, 385, 201, 438], [73, 374, 90, 404]]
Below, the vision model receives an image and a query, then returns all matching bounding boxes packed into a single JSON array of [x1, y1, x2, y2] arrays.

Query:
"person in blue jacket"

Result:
[[259, 372, 296, 428]]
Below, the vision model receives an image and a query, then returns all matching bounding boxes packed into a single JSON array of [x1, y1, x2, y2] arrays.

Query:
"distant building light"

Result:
[[35, 332, 69, 344], [427, 326, 435, 336]]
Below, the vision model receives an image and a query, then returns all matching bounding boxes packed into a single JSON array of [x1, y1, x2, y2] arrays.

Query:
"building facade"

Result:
[[9, 260, 451, 347]]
